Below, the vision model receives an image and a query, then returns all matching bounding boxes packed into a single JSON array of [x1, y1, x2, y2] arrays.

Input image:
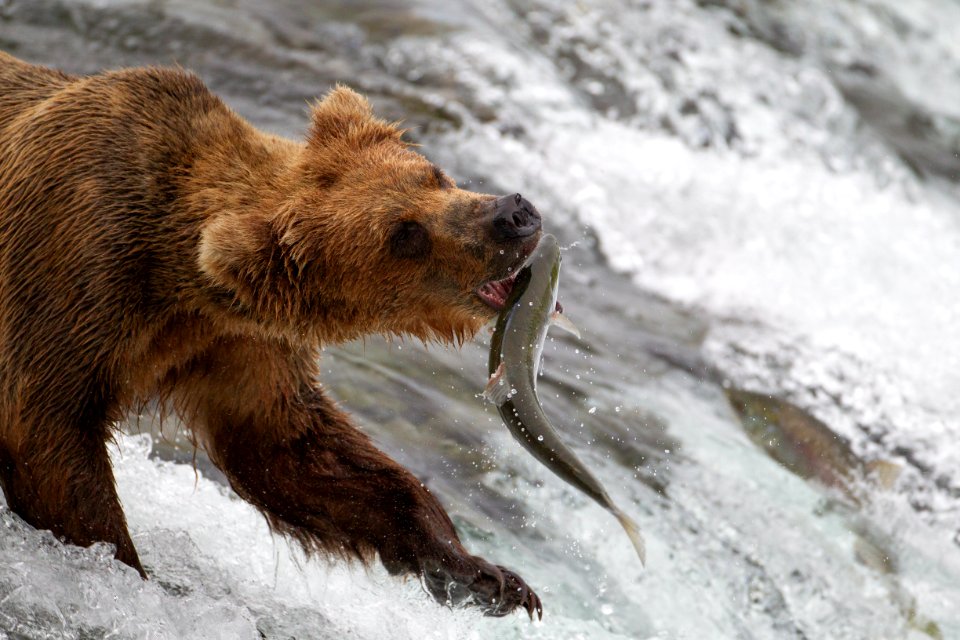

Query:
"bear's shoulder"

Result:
[[94, 65, 222, 115]]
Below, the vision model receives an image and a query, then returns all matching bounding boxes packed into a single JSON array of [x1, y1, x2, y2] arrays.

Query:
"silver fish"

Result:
[[484, 234, 646, 565]]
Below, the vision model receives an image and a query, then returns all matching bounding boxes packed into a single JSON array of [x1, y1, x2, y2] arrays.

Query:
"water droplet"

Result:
[[537, 435, 544, 441], [588, 407, 597, 414]]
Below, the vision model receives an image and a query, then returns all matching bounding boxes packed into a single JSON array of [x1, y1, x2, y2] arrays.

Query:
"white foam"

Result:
[[0, 434, 652, 639]]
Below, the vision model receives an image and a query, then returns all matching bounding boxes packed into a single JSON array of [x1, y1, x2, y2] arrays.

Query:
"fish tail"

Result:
[[614, 509, 646, 566]]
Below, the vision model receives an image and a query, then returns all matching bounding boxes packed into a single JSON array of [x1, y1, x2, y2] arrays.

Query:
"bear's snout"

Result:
[[490, 193, 542, 241]]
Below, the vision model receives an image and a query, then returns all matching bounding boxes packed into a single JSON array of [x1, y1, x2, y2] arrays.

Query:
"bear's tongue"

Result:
[[476, 274, 517, 311]]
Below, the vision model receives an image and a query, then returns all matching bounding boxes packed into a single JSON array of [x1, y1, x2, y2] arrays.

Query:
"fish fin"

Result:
[[550, 311, 581, 339], [483, 363, 512, 406], [614, 509, 646, 567]]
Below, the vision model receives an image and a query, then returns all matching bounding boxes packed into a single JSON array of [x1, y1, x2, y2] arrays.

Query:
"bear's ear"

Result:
[[308, 85, 375, 142], [308, 85, 404, 145], [198, 211, 274, 295], [304, 86, 405, 187]]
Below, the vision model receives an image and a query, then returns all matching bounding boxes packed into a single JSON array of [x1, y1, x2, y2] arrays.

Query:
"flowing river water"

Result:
[[0, 1, 959, 638]]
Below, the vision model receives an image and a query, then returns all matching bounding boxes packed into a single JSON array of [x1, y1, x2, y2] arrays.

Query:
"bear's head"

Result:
[[199, 86, 542, 344]]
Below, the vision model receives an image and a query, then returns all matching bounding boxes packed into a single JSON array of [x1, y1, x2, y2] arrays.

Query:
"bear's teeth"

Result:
[[477, 280, 510, 310], [477, 271, 522, 310]]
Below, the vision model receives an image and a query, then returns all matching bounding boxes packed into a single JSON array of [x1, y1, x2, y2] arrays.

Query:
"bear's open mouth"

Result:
[[476, 271, 520, 311], [476, 271, 564, 314]]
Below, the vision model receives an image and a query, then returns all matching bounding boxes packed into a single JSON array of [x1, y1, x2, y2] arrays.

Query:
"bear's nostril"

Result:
[[491, 193, 542, 241]]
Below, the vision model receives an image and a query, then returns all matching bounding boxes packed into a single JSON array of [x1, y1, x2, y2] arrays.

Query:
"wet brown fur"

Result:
[[0, 52, 541, 617]]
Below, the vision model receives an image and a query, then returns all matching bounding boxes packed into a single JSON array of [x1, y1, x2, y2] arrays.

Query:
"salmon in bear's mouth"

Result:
[[476, 234, 555, 312]]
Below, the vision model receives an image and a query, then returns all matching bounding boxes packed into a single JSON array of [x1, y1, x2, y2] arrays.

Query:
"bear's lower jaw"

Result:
[[476, 271, 520, 311]]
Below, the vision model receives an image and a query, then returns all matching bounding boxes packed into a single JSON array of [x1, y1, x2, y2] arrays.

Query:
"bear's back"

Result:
[[0, 52, 75, 132], [0, 55, 233, 390]]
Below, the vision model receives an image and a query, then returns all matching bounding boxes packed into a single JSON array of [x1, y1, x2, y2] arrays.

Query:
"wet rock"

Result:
[[833, 67, 960, 180]]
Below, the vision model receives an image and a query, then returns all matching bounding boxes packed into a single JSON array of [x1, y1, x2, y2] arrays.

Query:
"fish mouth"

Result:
[[476, 270, 521, 311]]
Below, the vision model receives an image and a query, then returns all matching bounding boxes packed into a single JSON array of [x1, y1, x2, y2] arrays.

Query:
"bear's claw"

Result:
[[492, 565, 542, 621], [421, 556, 542, 621]]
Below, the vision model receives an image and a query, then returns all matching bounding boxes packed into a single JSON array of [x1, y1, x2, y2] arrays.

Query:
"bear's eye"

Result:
[[389, 220, 432, 259]]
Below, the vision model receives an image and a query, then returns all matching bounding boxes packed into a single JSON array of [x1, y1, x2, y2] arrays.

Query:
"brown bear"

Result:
[[0, 52, 543, 619]]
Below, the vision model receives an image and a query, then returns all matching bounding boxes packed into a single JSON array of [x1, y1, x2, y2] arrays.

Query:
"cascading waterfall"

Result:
[[0, 1, 957, 638]]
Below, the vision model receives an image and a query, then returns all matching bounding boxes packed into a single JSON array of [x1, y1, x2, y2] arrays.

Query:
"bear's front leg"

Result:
[[0, 410, 145, 577], [176, 338, 541, 619]]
